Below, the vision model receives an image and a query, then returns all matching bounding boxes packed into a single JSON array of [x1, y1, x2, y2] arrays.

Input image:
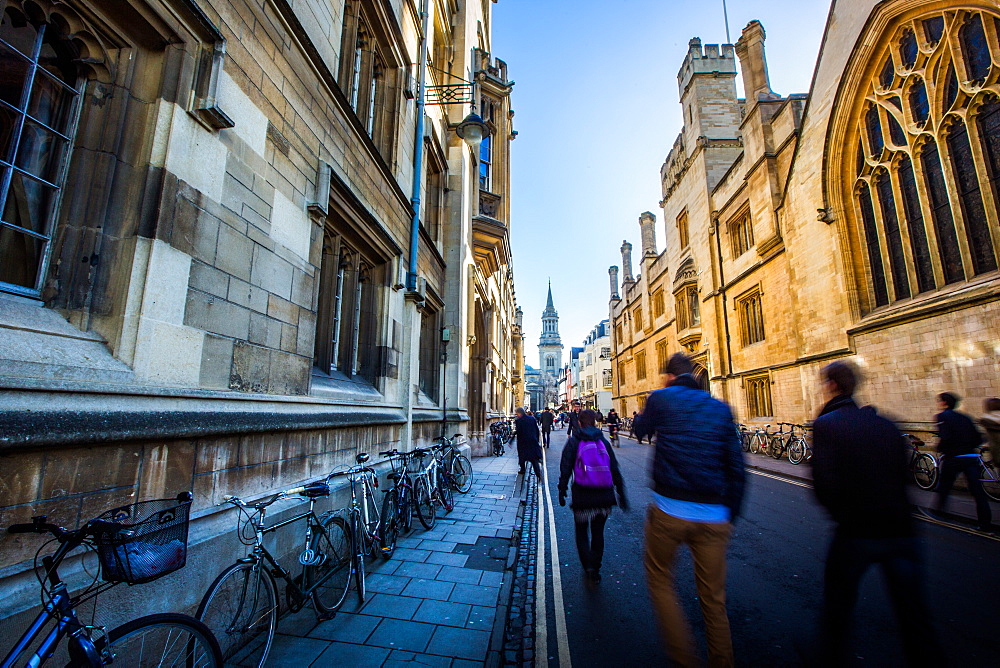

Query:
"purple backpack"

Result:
[[573, 440, 613, 488]]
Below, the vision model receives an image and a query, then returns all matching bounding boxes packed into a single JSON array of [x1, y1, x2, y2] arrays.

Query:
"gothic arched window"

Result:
[[0, 6, 83, 296], [848, 8, 1000, 314]]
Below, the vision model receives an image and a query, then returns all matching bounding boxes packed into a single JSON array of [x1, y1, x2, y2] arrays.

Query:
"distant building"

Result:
[[579, 320, 612, 412], [537, 281, 564, 407]]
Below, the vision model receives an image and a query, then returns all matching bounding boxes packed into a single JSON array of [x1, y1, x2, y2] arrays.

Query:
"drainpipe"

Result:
[[406, 0, 431, 292], [713, 213, 734, 378]]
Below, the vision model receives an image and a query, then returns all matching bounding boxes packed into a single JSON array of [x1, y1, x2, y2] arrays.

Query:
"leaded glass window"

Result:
[[875, 170, 910, 300], [848, 8, 1000, 314], [897, 156, 935, 294], [0, 7, 82, 296], [947, 120, 997, 275]]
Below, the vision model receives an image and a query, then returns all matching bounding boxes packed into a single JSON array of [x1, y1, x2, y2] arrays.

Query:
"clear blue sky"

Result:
[[491, 0, 831, 365]]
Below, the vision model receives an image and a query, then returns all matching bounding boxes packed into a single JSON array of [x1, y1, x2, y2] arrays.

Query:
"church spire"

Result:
[[546, 279, 554, 310]]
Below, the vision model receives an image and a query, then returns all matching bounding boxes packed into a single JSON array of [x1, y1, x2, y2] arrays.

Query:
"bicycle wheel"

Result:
[[438, 474, 455, 513], [379, 489, 399, 559], [99, 612, 223, 667], [451, 454, 474, 493], [980, 463, 1000, 502], [740, 432, 751, 452], [197, 562, 277, 668], [749, 434, 762, 454], [308, 514, 353, 615], [913, 453, 938, 490], [787, 439, 807, 465], [398, 482, 413, 533], [414, 476, 436, 529], [770, 438, 785, 459]]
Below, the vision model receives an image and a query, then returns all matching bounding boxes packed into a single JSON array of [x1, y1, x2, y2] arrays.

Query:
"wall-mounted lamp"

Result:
[[455, 112, 489, 150]]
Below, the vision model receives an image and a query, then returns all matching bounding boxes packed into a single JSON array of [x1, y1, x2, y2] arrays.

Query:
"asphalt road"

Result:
[[536, 429, 1000, 667]]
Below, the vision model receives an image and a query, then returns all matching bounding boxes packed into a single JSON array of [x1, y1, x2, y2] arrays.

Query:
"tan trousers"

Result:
[[644, 504, 734, 668]]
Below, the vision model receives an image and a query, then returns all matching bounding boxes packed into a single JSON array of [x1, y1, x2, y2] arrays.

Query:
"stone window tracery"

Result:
[[849, 8, 1000, 313]]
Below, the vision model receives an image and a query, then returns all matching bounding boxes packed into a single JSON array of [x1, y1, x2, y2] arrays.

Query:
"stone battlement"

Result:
[[677, 38, 737, 95]]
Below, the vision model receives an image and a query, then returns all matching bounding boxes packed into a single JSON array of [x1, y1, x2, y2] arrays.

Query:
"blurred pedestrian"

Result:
[[934, 392, 992, 531], [567, 400, 583, 437], [629, 411, 643, 443], [539, 407, 555, 448], [981, 397, 1000, 472], [635, 353, 744, 668], [605, 409, 622, 447], [558, 409, 628, 584], [513, 407, 542, 480], [811, 361, 943, 667]]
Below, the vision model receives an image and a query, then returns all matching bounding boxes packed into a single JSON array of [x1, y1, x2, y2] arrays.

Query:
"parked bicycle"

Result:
[[434, 433, 474, 493], [765, 423, 808, 461], [3, 493, 223, 667], [786, 426, 813, 465], [903, 434, 939, 490], [197, 480, 350, 667], [380, 448, 416, 536], [977, 446, 1000, 502], [326, 453, 396, 606], [489, 422, 506, 457], [410, 445, 454, 529]]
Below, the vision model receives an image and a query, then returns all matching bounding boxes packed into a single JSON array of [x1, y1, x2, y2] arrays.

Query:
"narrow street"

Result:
[[534, 430, 1000, 667]]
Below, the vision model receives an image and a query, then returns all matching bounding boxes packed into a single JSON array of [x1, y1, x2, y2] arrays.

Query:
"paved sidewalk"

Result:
[[266, 454, 524, 667]]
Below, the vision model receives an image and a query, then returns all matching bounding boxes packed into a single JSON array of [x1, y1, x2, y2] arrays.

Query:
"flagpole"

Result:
[[722, 0, 731, 43]]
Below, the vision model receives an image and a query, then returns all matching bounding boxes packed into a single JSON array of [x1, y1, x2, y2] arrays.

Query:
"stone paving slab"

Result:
[[266, 452, 524, 666]]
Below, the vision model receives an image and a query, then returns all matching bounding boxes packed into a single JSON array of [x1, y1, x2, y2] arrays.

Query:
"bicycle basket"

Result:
[[91, 497, 192, 585]]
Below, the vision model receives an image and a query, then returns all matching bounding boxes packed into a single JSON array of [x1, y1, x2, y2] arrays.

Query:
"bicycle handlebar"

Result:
[[7, 517, 66, 538]]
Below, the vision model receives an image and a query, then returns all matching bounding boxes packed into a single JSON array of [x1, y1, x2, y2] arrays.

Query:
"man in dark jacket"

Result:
[[634, 353, 744, 668], [811, 361, 942, 667], [513, 407, 543, 479], [539, 407, 555, 448], [934, 391, 992, 531], [567, 400, 582, 437]]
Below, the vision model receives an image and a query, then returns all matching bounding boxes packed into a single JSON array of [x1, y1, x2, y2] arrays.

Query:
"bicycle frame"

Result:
[[2, 589, 98, 668], [240, 498, 335, 603], [344, 468, 381, 550]]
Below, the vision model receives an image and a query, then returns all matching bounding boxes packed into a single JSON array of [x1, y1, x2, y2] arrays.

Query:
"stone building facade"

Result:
[[611, 1, 1000, 439], [0, 0, 518, 633]]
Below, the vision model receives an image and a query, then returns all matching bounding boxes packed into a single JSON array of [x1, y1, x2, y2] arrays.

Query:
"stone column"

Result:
[[609, 266, 620, 300], [620, 241, 634, 283], [639, 212, 657, 256]]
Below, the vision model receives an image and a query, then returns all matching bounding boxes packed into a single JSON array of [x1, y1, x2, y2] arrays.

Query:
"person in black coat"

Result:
[[557, 410, 627, 583], [934, 391, 992, 531], [811, 361, 942, 667], [567, 400, 582, 437], [539, 408, 555, 448], [513, 407, 543, 479]]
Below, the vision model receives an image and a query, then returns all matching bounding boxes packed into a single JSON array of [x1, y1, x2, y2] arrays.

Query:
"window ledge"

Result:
[[309, 369, 384, 401], [848, 273, 1000, 337], [0, 295, 136, 386]]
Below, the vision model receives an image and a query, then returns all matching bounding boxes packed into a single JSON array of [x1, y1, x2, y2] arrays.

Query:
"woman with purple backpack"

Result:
[[557, 409, 628, 583]]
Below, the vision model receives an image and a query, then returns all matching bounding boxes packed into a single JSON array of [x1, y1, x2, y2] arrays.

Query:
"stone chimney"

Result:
[[620, 241, 634, 283], [735, 21, 778, 103], [639, 212, 657, 256], [609, 266, 620, 300]]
